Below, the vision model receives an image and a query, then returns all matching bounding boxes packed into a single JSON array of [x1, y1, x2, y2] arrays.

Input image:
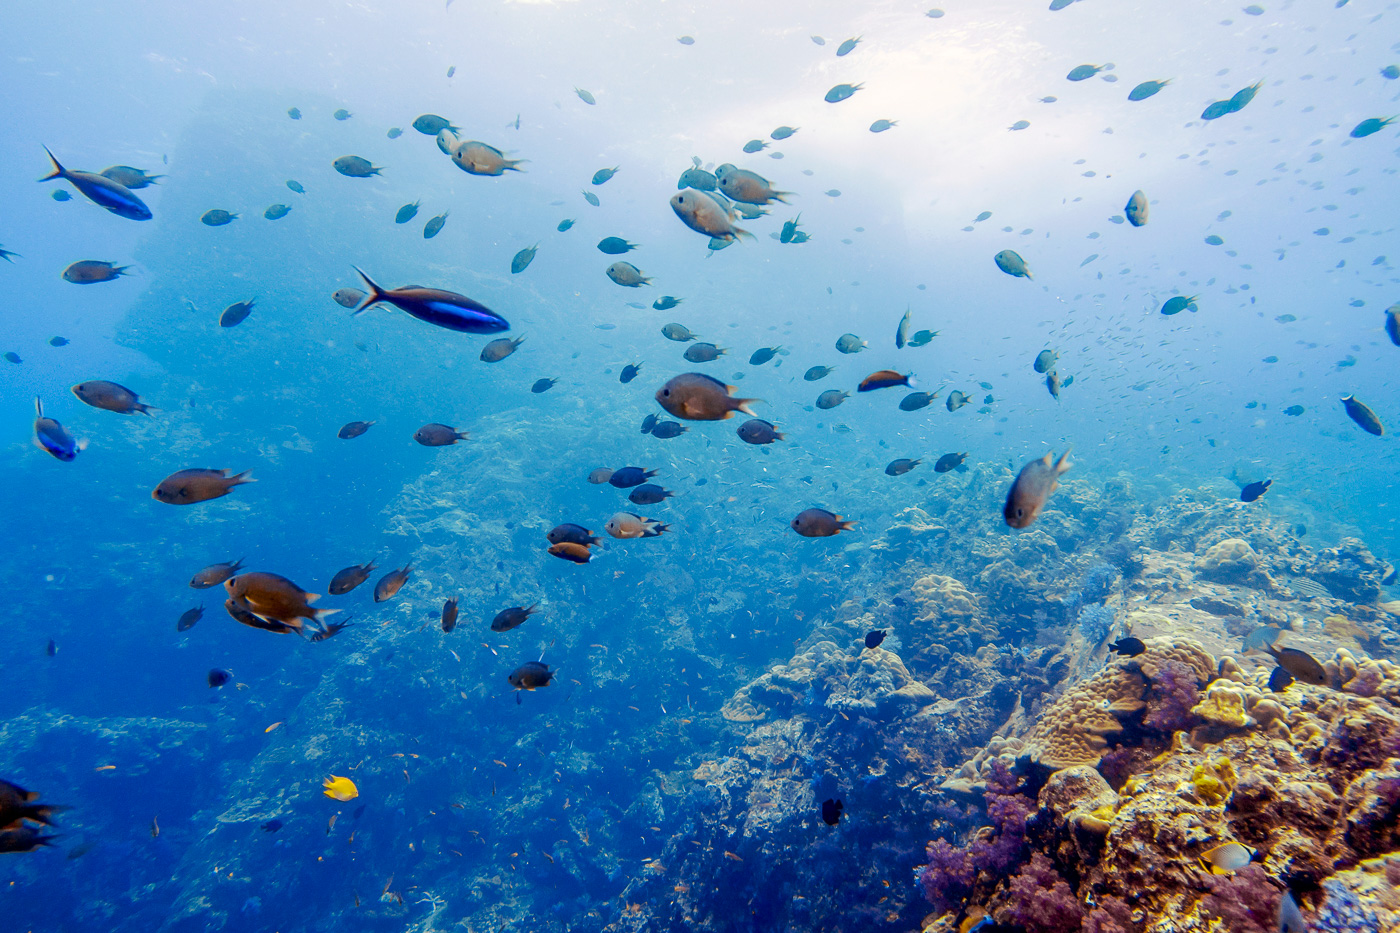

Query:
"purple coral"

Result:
[[919, 759, 1031, 912], [1143, 659, 1201, 733], [1081, 896, 1134, 933], [1200, 864, 1280, 933], [1001, 852, 1085, 933]]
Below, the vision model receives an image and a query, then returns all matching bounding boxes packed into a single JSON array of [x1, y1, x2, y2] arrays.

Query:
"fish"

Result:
[[150, 816, 160, 838], [353, 268, 508, 334], [323, 776, 359, 801], [629, 483, 673, 505], [591, 166, 619, 185], [1046, 371, 1061, 400], [869, 119, 898, 133], [284, 180, 305, 197], [1200, 100, 1236, 121], [481, 336, 525, 362], [597, 237, 637, 254], [650, 421, 686, 438], [620, 363, 643, 383], [333, 156, 381, 177], [604, 512, 669, 539], [423, 212, 449, 238], [6, 352, 23, 364], [678, 36, 694, 45], [821, 798, 843, 825], [678, 163, 718, 191], [1353, 116, 1400, 138], [946, 390, 971, 412], [885, 458, 921, 477], [746, 347, 781, 366], [510, 245, 538, 274], [716, 166, 790, 205], [1385, 304, 1400, 346], [207, 669, 232, 688], [1109, 637, 1145, 657], [338, 421, 374, 439], [261, 820, 282, 833], [662, 324, 699, 343], [50, 190, 71, 201], [1160, 295, 1198, 316], [742, 139, 768, 154], [737, 419, 784, 444], [1268, 666, 1295, 691], [509, 660, 555, 693], [224, 598, 300, 634], [1128, 79, 1170, 101], [264, 203, 291, 220], [1034, 350, 1059, 375], [177, 606, 204, 632], [62, 260, 129, 284], [1242, 626, 1283, 651], [656, 373, 758, 421], [45, 640, 56, 657], [548, 524, 602, 548], [152, 468, 254, 505], [491, 605, 539, 633], [816, 390, 848, 410], [441, 598, 459, 633], [412, 114, 459, 135], [653, 296, 682, 310], [779, 215, 805, 244], [531, 378, 557, 394], [287, 107, 301, 119], [190, 559, 244, 589], [1008, 120, 1030, 131], [824, 83, 863, 103], [1125, 190, 1148, 227], [225, 572, 336, 632], [858, 371, 913, 392], [333, 288, 366, 308], [0, 825, 56, 853], [836, 334, 867, 354], [836, 36, 860, 56], [548, 542, 593, 564], [864, 631, 886, 650], [609, 466, 658, 488], [38, 147, 152, 220], [771, 126, 798, 140], [49, 337, 69, 346], [1340, 395, 1384, 435], [587, 468, 614, 484], [1066, 63, 1111, 81], [333, 108, 352, 120], [451, 141, 525, 176], [395, 202, 421, 224], [1004, 449, 1072, 529], [575, 88, 596, 105], [1199, 841, 1256, 874], [683, 342, 726, 363], [1277, 891, 1307, 933], [994, 250, 1032, 279], [907, 330, 938, 347], [934, 452, 967, 473], [374, 565, 413, 603], [895, 310, 912, 349], [606, 262, 650, 287], [671, 191, 750, 242], [1265, 646, 1327, 686], [219, 299, 255, 328], [308, 618, 352, 642], [791, 508, 855, 537], [328, 562, 377, 596], [583, 191, 600, 207], [1240, 480, 1272, 502], [557, 218, 575, 232], [72, 380, 153, 415], [804, 365, 835, 381]]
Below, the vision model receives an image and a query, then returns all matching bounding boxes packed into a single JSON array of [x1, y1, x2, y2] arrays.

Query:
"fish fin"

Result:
[[38, 146, 65, 182], [1054, 448, 1073, 475], [312, 608, 341, 622], [229, 469, 256, 486], [352, 267, 387, 314], [732, 397, 761, 417], [134, 403, 159, 416], [34, 396, 42, 418], [771, 191, 794, 204], [839, 519, 857, 532], [734, 226, 753, 241]]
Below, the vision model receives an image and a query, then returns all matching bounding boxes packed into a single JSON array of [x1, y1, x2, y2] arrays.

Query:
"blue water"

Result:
[[2, 0, 1398, 929]]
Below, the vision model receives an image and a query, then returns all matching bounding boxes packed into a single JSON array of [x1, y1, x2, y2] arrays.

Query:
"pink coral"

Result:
[[1000, 852, 1085, 933]]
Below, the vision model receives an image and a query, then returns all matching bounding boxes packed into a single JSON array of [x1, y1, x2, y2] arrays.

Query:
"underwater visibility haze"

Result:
[[4, 0, 1400, 930]]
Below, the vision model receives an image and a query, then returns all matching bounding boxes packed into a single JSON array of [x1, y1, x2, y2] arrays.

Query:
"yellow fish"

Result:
[[323, 775, 359, 801], [1199, 841, 1256, 874]]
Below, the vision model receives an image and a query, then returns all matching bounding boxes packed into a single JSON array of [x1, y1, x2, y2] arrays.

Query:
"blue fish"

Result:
[[33, 397, 82, 461], [352, 268, 509, 334], [38, 147, 151, 221]]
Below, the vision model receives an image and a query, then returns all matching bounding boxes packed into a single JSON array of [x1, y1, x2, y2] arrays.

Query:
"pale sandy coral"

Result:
[[1194, 537, 1272, 588]]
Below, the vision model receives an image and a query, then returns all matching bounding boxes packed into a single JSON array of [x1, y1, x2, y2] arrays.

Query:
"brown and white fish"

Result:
[[71, 380, 154, 415], [1266, 645, 1327, 686], [152, 468, 255, 505], [338, 421, 374, 439], [374, 564, 413, 602], [669, 191, 750, 242], [587, 468, 614, 484], [715, 166, 791, 205], [225, 572, 336, 631], [328, 561, 377, 595], [480, 336, 525, 362], [655, 372, 758, 421], [190, 559, 245, 589], [604, 512, 669, 539], [451, 141, 525, 176], [790, 508, 855, 537], [223, 597, 302, 634], [1003, 449, 1072, 529], [414, 423, 468, 446], [62, 260, 129, 284], [547, 542, 593, 563], [441, 598, 459, 633]]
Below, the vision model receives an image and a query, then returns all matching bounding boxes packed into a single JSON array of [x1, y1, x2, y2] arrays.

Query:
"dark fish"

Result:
[[857, 370, 912, 392], [621, 363, 643, 383], [864, 630, 886, 650], [49, 337, 69, 346], [651, 421, 687, 438], [933, 452, 967, 473], [310, 618, 354, 644], [395, 201, 421, 224], [225, 572, 337, 633], [557, 218, 575, 232], [190, 559, 244, 589], [824, 83, 862, 103], [491, 604, 539, 633], [575, 88, 596, 105], [262, 819, 283, 832], [662, 323, 698, 341], [1046, 371, 1061, 400], [423, 212, 449, 239], [1341, 395, 1384, 435], [869, 119, 897, 133], [286, 180, 305, 193], [1004, 449, 1072, 529], [994, 249, 1032, 278], [264, 203, 291, 220], [653, 296, 682, 311], [606, 261, 649, 286], [415, 423, 468, 446], [177, 606, 204, 632], [946, 390, 970, 412], [7, 352, 23, 364], [338, 421, 374, 439], [62, 260, 129, 284], [609, 466, 657, 488], [836, 334, 866, 354], [1125, 190, 1148, 227], [328, 561, 377, 596], [1268, 666, 1295, 691], [884, 458, 921, 476], [684, 342, 726, 363], [201, 210, 238, 226], [737, 419, 784, 444], [509, 660, 554, 693], [531, 378, 557, 394], [548, 542, 592, 564], [72, 380, 153, 415], [1160, 295, 1198, 315], [288, 107, 301, 119], [412, 114, 459, 135], [219, 299, 255, 328], [656, 373, 758, 421], [821, 798, 843, 826], [0, 824, 56, 853], [152, 468, 255, 505], [511, 245, 538, 274], [373, 564, 413, 603], [333, 156, 381, 177], [907, 330, 937, 347], [748, 346, 781, 365], [480, 336, 525, 362], [816, 389, 848, 409], [804, 366, 835, 381], [333, 109, 352, 120], [1066, 63, 1110, 81], [1351, 116, 1399, 138], [791, 508, 855, 537], [1385, 304, 1400, 346], [1240, 479, 1271, 502], [207, 669, 232, 688], [629, 483, 673, 505], [45, 639, 56, 657], [441, 598, 459, 633], [51, 190, 71, 201], [548, 524, 601, 547], [771, 126, 798, 139], [1266, 646, 1326, 686], [1109, 637, 1145, 657], [1034, 349, 1058, 373], [742, 139, 768, 153], [353, 268, 508, 334], [38, 147, 152, 221], [1127, 79, 1170, 101], [780, 215, 804, 244], [583, 191, 600, 207], [224, 598, 300, 635], [387, 127, 403, 139], [591, 166, 619, 185]]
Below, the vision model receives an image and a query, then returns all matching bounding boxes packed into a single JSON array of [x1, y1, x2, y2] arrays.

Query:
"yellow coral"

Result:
[[1191, 757, 1236, 805], [1191, 684, 1254, 730]]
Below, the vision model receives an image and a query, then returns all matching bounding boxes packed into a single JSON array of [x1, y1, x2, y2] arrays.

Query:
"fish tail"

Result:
[[839, 519, 858, 532], [134, 402, 159, 416], [38, 146, 65, 182], [311, 607, 341, 623], [352, 267, 387, 315], [735, 397, 761, 417], [734, 226, 754, 241], [1054, 448, 1073, 474], [34, 396, 43, 418], [229, 469, 257, 486], [771, 191, 793, 204]]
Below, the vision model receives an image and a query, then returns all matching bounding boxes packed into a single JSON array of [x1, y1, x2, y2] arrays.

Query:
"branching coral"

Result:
[[919, 760, 1031, 912], [999, 852, 1085, 933], [1200, 864, 1282, 933]]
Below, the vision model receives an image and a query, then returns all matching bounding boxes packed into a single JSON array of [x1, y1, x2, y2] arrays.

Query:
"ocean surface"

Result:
[[2, 0, 1398, 930]]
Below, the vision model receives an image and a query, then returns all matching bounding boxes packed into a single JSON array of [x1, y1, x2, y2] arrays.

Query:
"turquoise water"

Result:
[[2, 0, 1398, 930]]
